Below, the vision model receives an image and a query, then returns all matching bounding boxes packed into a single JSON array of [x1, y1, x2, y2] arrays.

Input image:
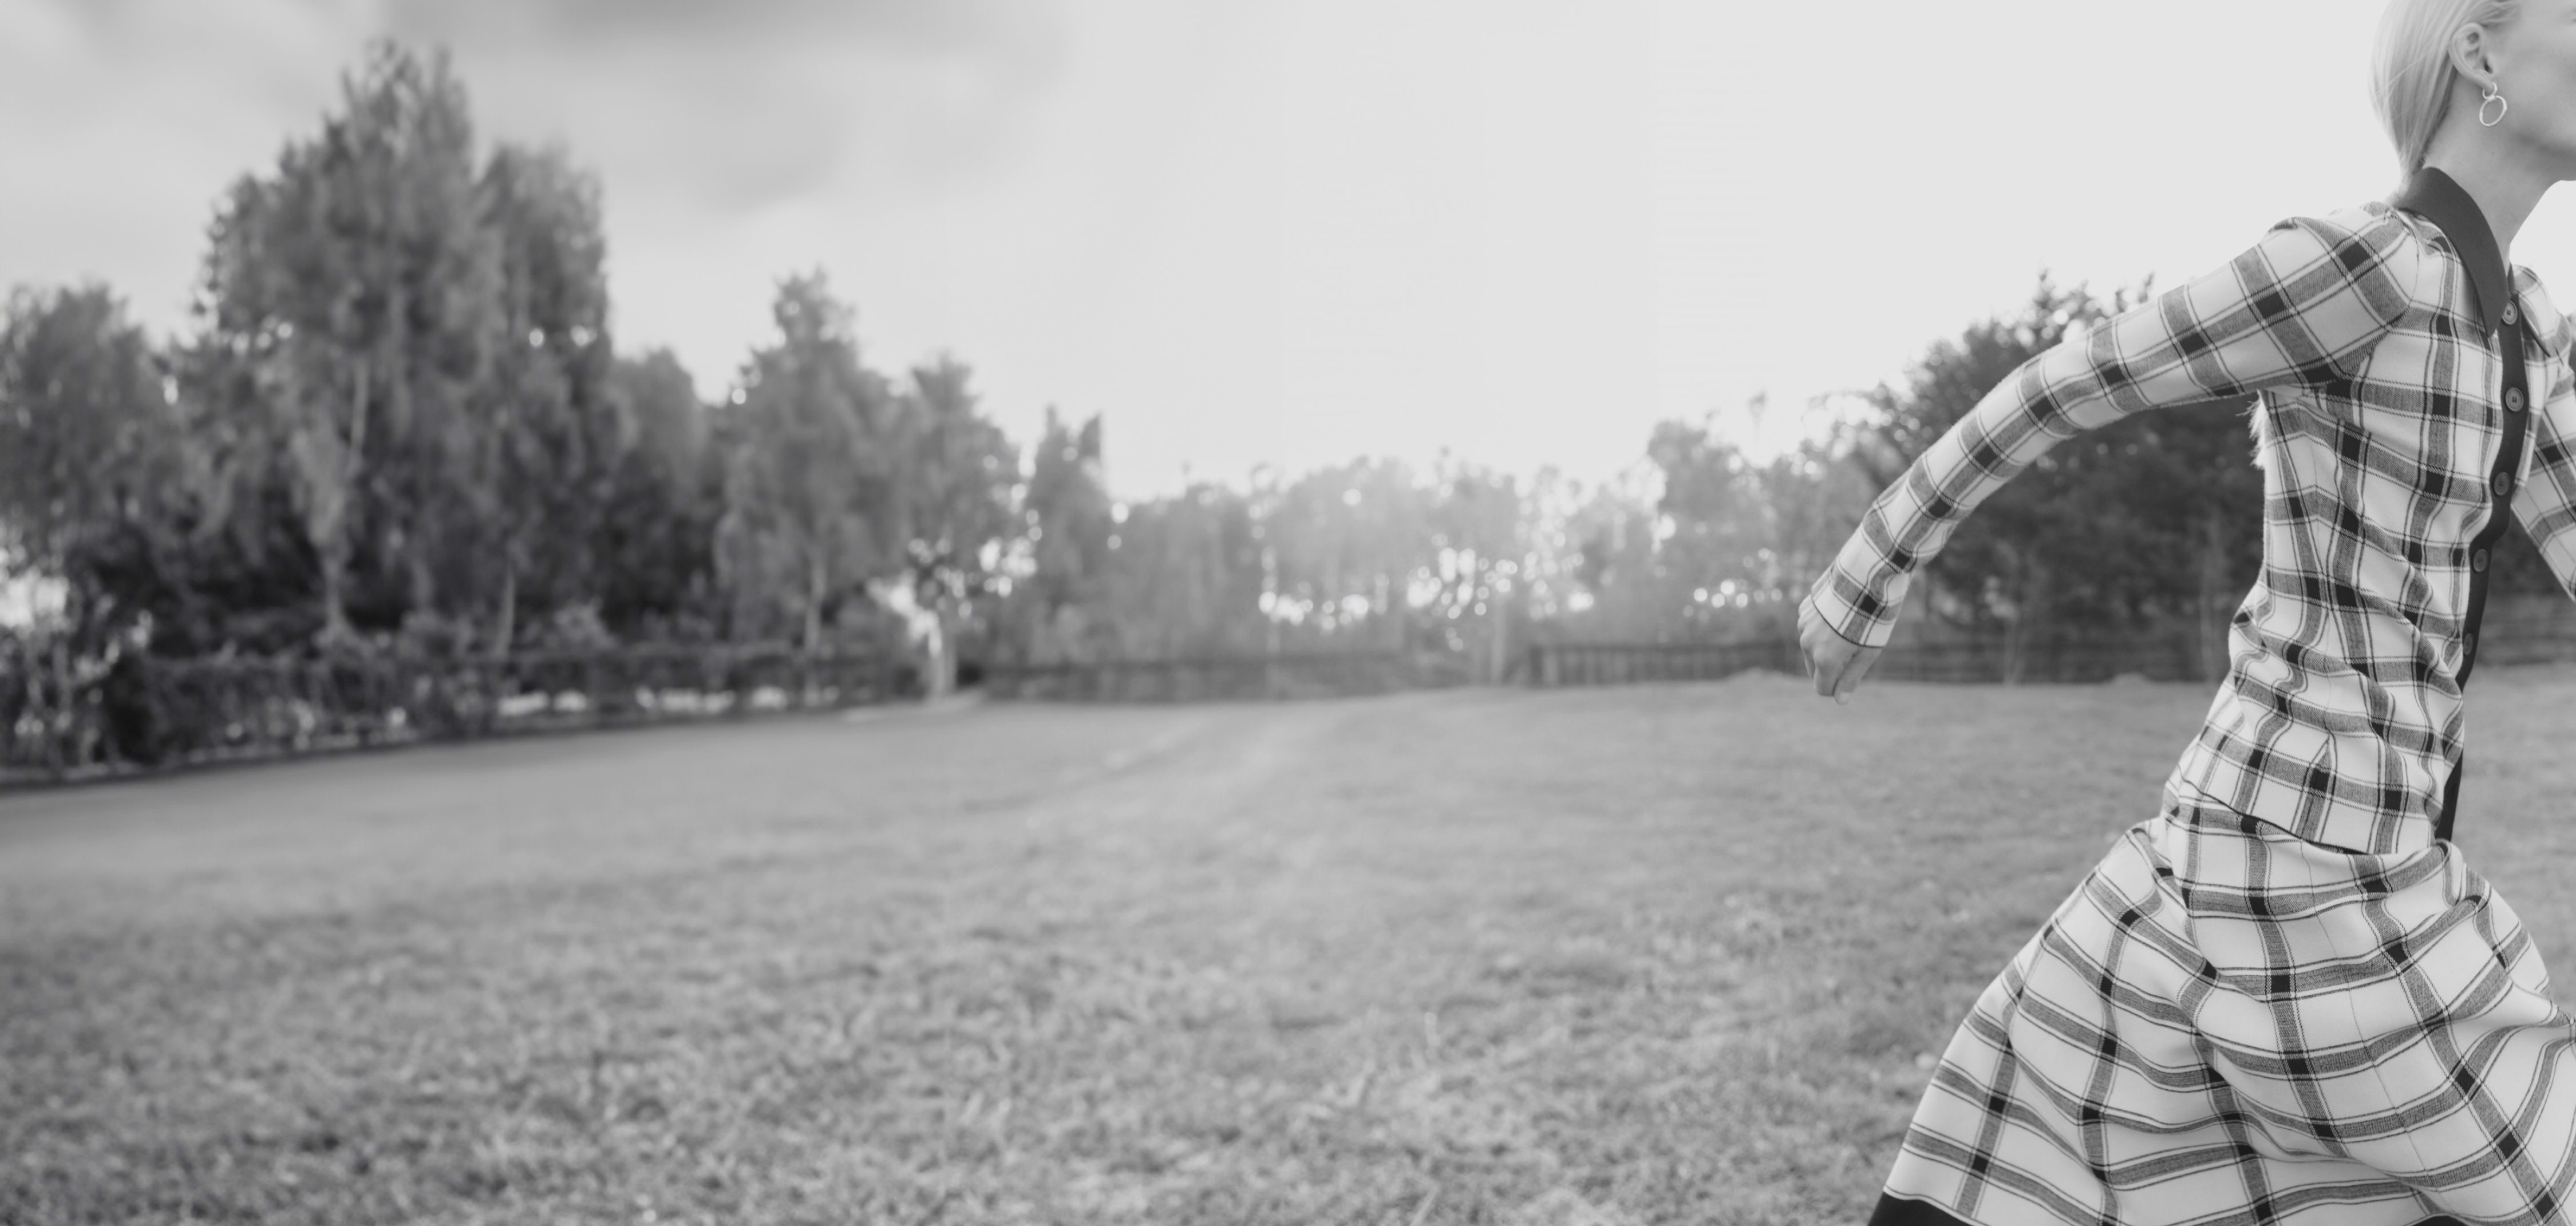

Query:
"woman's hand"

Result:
[[1798, 596, 1881, 704]]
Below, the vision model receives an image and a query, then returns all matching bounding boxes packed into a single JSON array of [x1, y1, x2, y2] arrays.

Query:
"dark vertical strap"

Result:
[[2435, 309, 2535, 844]]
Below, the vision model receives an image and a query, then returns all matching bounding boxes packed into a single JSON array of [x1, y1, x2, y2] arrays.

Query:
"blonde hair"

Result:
[[2373, 0, 2522, 177]]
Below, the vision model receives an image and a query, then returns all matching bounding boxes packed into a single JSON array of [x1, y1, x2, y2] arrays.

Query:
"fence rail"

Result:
[[2, 646, 914, 785], [1524, 640, 1797, 687], [22, 602, 2576, 778], [986, 650, 1473, 703], [1524, 596, 2576, 689], [1526, 636, 2211, 687], [2467, 600, 2576, 667]]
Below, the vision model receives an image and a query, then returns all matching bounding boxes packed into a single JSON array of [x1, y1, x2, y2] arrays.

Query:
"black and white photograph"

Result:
[[17, 2, 2576, 1223]]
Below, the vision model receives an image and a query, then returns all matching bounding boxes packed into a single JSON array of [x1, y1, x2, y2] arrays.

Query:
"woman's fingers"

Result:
[[1797, 607, 1842, 697], [1832, 646, 1879, 704], [1807, 635, 1848, 698], [1796, 596, 1873, 703]]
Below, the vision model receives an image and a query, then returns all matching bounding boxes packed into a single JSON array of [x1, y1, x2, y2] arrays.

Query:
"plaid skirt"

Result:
[[1871, 796, 2576, 1226]]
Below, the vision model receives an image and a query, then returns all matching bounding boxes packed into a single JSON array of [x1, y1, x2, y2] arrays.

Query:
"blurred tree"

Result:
[[0, 29, 2364, 695], [0, 286, 195, 646], [2123, 396, 2265, 680], [1646, 422, 1760, 628], [1427, 462, 1525, 679], [468, 141, 617, 655], [1262, 458, 1432, 642], [195, 41, 503, 643], [1007, 409, 1115, 663], [715, 273, 904, 649], [1641, 415, 1879, 640], [1099, 484, 1266, 659], [1507, 466, 1625, 627], [1748, 434, 1882, 614], [895, 356, 1018, 690], [1551, 472, 1661, 634], [152, 329, 326, 654], [594, 348, 722, 639]]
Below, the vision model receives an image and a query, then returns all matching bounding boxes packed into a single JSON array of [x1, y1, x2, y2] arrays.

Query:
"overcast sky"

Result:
[[12, 0, 2576, 499]]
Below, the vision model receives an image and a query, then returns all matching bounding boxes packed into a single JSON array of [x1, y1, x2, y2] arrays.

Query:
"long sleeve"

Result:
[[1807, 209, 2422, 648]]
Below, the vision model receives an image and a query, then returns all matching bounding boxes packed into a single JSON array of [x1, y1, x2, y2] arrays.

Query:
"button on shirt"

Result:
[[1806, 182, 2576, 856]]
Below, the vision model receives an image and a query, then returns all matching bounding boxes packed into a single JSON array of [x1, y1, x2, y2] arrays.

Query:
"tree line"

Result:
[[13, 41, 2532, 697]]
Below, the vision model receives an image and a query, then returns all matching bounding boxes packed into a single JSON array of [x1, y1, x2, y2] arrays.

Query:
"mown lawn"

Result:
[[11, 667, 2576, 1225]]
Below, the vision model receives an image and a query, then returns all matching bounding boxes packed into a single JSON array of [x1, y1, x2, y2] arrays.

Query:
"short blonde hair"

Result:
[[2373, 0, 2523, 177]]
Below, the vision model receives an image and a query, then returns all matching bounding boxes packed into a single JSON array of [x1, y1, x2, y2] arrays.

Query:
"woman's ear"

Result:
[[2448, 20, 2498, 93]]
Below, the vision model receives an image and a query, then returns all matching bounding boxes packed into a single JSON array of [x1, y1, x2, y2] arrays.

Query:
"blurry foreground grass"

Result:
[[13, 667, 2576, 1225]]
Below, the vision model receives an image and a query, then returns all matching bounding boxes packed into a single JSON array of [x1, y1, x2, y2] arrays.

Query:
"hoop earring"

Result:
[[2481, 83, 2509, 127]]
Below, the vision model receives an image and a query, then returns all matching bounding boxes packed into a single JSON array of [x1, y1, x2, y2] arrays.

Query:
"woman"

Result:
[[1800, 2, 2576, 1223]]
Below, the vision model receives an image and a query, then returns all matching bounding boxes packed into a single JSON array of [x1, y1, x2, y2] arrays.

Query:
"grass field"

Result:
[[13, 668, 2576, 1225]]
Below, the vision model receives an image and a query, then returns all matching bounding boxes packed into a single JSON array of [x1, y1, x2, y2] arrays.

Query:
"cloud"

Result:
[[367, 0, 1073, 217], [376, 0, 1058, 57], [14, 0, 1072, 222]]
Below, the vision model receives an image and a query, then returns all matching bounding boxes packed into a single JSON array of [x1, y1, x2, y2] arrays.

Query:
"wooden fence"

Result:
[[1524, 595, 2576, 689], [2466, 596, 2576, 667], [1, 645, 914, 785], [986, 650, 1475, 703], [23, 600, 2576, 778], [1524, 640, 1797, 687], [1524, 634, 2205, 688]]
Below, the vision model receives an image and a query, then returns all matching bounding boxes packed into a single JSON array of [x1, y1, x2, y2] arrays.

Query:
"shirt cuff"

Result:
[[1805, 558, 1909, 651]]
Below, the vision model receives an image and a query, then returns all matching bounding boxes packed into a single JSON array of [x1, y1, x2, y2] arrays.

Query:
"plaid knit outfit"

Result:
[[1804, 169, 2576, 1226]]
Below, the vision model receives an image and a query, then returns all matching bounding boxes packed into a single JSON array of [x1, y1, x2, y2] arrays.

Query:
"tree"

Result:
[[715, 273, 904, 649], [2125, 396, 2264, 681], [1098, 484, 1267, 659], [1646, 423, 1763, 631], [1510, 466, 1634, 627], [894, 356, 1017, 690], [1544, 469, 1663, 636], [1259, 458, 1433, 643], [0, 286, 193, 644], [1747, 433, 1882, 616], [469, 141, 617, 654], [1641, 414, 1879, 640], [1426, 462, 1526, 680], [1005, 409, 1115, 663], [594, 348, 722, 638], [195, 41, 503, 643]]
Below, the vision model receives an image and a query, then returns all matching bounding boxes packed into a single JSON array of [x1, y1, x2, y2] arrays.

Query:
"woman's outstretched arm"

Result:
[[1798, 208, 2423, 698]]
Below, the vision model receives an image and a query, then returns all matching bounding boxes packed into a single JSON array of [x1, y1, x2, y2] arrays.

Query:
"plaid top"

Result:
[[1809, 171, 2576, 857]]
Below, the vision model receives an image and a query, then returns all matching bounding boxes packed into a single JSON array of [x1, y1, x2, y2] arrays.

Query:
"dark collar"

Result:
[[2392, 167, 2512, 335]]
